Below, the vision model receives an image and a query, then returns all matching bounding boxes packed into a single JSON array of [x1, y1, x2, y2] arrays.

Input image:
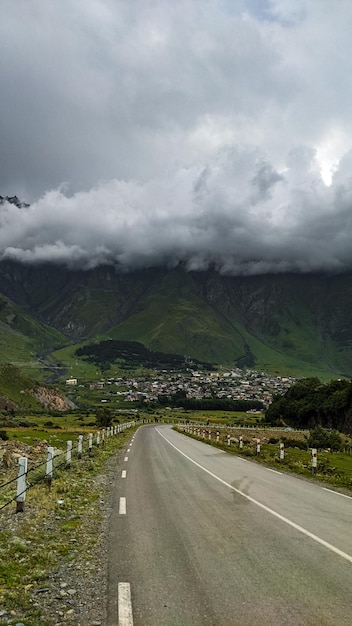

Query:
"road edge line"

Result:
[[156, 427, 352, 564]]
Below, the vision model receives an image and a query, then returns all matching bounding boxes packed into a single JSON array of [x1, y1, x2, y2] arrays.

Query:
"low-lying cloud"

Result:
[[1, 1, 352, 275], [1, 146, 352, 275]]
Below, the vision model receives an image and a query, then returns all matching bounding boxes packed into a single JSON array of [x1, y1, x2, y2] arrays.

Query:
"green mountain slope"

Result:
[[1, 261, 352, 377], [107, 270, 248, 365], [0, 292, 70, 379]]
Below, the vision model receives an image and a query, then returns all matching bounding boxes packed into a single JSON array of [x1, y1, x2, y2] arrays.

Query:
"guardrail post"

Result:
[[311, 448, 317, 474], [77, 434, 83, 459], [216, 431, 220, 443], [102, 429, 105, 447], [96, 431, 100, 446], [256, 439, 261, 456], [66, 440, 72, 468], [46, 446, 54, 489], [88, 433, 93, 456], [16, 457, 27, 513], [279, 442, 285, 461], [227, 435, 231, 446], [239, 435, 243, 449]]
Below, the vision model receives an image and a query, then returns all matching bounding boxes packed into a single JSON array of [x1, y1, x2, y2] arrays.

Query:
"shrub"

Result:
[[268, 437, 279, 444], [308, 425, 342, 451], [281, 437, 308, 450], [0, 429, 9, 441]]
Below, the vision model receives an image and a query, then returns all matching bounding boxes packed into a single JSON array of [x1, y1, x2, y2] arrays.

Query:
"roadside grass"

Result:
[[153, 408, 265, 425], [0, 425, 136, 626], [176, 427, 352, 492]]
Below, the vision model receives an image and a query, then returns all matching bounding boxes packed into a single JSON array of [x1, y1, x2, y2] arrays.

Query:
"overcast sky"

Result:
[[1, 0, 352, 274]]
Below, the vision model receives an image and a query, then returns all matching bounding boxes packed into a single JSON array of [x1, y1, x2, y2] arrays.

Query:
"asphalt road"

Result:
[[107, 424, 352, 626]]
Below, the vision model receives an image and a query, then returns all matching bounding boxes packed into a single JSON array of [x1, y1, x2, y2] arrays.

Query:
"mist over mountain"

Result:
[[1, 145, 352, 276]]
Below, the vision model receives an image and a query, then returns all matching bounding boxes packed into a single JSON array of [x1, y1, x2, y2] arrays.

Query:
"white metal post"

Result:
[[46, 446, 54, 488], [88, 433, 93, 455], [239, 435, 243, 449], [66, 440, 72, 467], [16, 457, 28, 513], [311, 448, 317, 473], [78, 434, 83, 459], [96, 431, 100, 446], [280, 442, 285, 461]]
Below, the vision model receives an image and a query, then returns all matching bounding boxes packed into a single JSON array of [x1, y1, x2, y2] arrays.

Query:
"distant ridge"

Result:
[[0, 195, 29, 208], [0, 261, 351, 378]]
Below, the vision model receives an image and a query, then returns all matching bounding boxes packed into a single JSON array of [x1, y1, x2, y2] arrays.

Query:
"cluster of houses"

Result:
[[66, 368, 296, 407]]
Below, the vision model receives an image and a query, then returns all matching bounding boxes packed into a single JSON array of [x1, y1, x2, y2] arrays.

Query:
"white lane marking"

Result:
[[266, 468, 283, 475], [124, 456, 129, 462], [118, 582, 134, 626], [122, 470, 127, 478], [322, 487, 352, 500], [127, 448, 131, 452], [119, 497, 127, 515], [156, 428, 352, 564]]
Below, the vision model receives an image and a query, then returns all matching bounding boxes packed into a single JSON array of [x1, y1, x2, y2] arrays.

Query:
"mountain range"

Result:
[[0, 259, 351, 380]]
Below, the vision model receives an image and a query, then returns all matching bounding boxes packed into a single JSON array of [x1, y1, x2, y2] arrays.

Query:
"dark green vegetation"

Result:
[[154, 393, 263, 411], [76, 338, 213, 371], [0, 261, 352, 378], [266, 377, 352, 434]]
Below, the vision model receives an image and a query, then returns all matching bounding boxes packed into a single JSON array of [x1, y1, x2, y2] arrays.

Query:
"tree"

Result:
[[95, 407, 113, 427], [307, 425, 342, 451]]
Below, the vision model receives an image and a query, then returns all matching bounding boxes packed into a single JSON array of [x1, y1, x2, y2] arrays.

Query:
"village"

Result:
[[66, 368, 297, 409]]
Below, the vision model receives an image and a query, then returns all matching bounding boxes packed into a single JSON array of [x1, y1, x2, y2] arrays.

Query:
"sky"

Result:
[[1, 0, 352, 274]]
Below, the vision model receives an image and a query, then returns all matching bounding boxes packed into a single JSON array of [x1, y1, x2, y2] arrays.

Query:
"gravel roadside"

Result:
[[0, 442, 124, 626]]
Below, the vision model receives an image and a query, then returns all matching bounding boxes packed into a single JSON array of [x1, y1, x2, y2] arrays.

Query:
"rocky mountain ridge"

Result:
[[0, 260, 351, 376]]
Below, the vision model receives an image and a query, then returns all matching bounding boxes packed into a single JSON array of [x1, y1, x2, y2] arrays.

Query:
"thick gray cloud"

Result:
[[1, 0, 352, 274]]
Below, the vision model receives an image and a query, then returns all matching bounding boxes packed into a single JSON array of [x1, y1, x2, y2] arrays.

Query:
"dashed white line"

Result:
[[124, 456, 129, 462], [156, 428, 352, 564], [322, 487, 352, 500], [119, 497, 127, 515], [122, 470, 127, 478], [127, 448, 131, 452], [118, 582, 134, 626]]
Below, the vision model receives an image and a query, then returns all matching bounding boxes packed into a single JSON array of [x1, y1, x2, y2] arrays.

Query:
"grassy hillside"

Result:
[[1, 262, 352, 377], [0, 363, 43, 409], [0, 293, 70, 379], [106, 270, 248, 364]]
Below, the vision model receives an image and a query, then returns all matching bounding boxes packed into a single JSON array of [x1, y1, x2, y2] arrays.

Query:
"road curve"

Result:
[[107, 424, 352, 626]]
